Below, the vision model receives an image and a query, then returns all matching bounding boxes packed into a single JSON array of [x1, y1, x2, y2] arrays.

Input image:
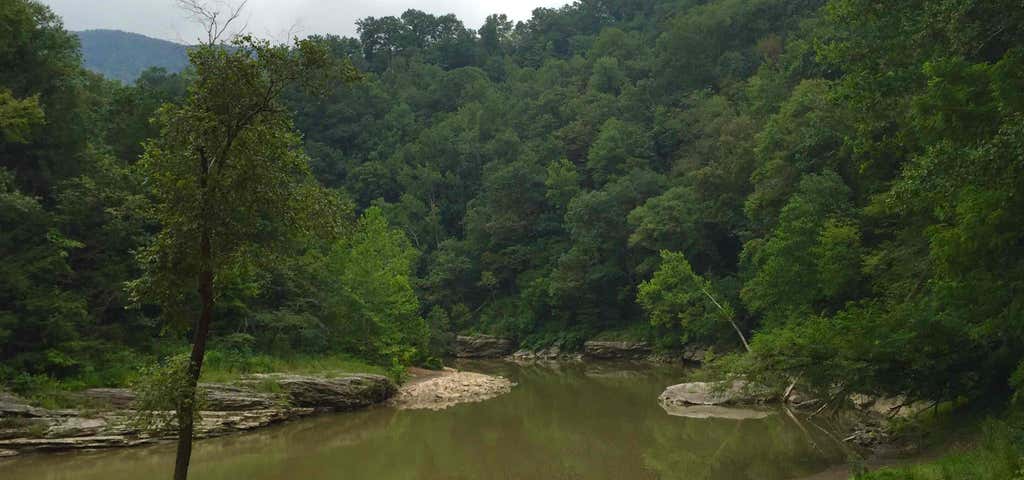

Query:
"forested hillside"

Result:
[[2, 0, 1023, 425], [76, 29, 189, 83]]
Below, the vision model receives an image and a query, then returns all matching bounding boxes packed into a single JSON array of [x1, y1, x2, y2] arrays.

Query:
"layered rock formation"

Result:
[[454, 335, 516, 358], [583, 341, 652, 360], [658, 380, 776, 407], [0, 373, 396, 456]]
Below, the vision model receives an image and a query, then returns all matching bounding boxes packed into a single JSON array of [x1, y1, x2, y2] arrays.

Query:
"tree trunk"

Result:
[[173, 229, 213, 480], [701, 288, 750, 352]]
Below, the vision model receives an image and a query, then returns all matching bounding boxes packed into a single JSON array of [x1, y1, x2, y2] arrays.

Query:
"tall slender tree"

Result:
[[132, 3, 357, 478]]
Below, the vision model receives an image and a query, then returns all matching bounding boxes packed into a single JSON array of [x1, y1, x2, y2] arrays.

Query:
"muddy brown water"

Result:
[[1, 360, 852, 479]]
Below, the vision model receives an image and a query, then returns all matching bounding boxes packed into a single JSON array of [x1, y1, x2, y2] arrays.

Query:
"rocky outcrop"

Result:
[[0, 373, 396, 457], [193, 408, 316, 436], [454, 335, 516, 358], [507, 346, 582, 362], [583, 340, 652, 360], [0, 435, 152, 451], [646, 345, 708, 364], [390, 370, 514, 411], [75, 388, 136, 408], [239, 373, 395, 410], [658, 380, 776, 407], [76, 384, 285, 411], [202, 383, 284, 410], [0, 407, 318, 453], [0, 392, 48, 418]]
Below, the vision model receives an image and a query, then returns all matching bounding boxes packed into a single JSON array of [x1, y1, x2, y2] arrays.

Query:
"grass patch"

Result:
[[4, 374, 97, 410], [590, 323, 652, 342], [855, 417, 1024, 480], [247, 378, 286, 394], [5, 351, 389, 409], [199, 352, 387, 384]]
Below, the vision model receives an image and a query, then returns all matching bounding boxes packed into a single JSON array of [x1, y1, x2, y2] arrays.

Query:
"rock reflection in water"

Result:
[[661, 404, 776, 420], [2, 360, 847, 480]]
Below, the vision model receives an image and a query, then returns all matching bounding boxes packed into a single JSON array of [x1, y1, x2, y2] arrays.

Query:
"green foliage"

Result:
[[628, 186, 702, 261], [741, 170, 858, 323], [320, 207, 428, 365], [519, 324, 591, 352], [0, 168, 88, 376], [855, 418, 1024, 480], [586, 118, 652, 185], [0, 0, 89, 194], [638, 251, 742, 347], [0, 89, 43, 143], [590, 322, 653, 342], [198, 351, 387, 384], [424, 306, 454, 360], [4, 1, 1024, 454], [130, 354, 205, 434], [130, 36, 350, 328]]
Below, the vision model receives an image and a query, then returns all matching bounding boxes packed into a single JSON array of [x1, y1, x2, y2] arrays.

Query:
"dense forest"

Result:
[[2, 0, 1023, 441]]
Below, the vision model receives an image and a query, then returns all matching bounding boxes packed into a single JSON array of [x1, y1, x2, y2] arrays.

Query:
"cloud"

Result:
[[41, 0, 569, 43]]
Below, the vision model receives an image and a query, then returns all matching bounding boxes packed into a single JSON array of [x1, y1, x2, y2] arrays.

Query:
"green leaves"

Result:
[[0, 0, 89, 194], [741, 170, 858, 320], [130, 353, 206, 434], [0, 89, 43, 143], [638, 251, 745, 348], [320, 207, 427, 365], [0, 168, 88, 376], [135, 37, 346, 327], [3, 0, 1024, 412], [586, 118, 652, 186]]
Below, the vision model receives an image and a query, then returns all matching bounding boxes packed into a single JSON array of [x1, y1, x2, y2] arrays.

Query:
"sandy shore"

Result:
[[390, 368, 514, 410]]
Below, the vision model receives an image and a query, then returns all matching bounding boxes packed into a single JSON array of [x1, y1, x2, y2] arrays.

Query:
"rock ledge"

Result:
[[454, 335, 516, 358], [390, 370, 514, 410], [659, 380, 775, 407], [0, 373, 396, 456], [583, 341, 652, 360]]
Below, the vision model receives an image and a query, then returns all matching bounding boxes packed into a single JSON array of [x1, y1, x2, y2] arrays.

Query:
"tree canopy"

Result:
[[2, 0, 1023, 416]]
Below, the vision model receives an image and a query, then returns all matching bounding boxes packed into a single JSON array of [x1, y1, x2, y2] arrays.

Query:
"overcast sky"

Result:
[[42, 0, 570, 44]]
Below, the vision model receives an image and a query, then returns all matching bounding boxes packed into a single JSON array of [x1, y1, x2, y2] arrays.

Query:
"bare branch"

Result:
[[176, 0, 249, 45], [266, 21, 302, 45]]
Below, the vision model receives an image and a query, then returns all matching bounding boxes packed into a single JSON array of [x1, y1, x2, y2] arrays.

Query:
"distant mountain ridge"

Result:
[[75, 29, 190, 83]]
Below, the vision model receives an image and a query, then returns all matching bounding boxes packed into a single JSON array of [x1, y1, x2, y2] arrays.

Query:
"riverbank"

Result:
[[653, 376, 1024, 480], [3, 351, 1002, 480], [0, 372, 395, 456], [0, 362, 519, 457], [795, 416, 1022, 480], [1, 359, 848, 480], [454, 334, 707, 364]]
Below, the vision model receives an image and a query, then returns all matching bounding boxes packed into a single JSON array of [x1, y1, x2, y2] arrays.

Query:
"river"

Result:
[[2, 360, 849, 479]]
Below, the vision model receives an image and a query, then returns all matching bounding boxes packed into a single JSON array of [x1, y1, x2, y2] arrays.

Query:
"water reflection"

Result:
[[2, 360, 846, 480], [661, 404, 776, 420]]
